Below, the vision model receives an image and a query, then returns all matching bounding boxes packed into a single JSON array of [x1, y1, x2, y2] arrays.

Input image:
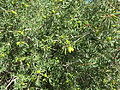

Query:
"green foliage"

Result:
[[0, 0, 120, 89]]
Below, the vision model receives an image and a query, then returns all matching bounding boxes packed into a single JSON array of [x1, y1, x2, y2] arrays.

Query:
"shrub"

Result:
[[0, 0, 120, 89]]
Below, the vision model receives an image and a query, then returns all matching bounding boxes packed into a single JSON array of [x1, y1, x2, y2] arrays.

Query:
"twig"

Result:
[[6, 77, 17, 90]]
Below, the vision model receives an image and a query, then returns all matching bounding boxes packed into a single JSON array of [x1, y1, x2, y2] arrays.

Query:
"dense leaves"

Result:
[[0, 0, 120, 89]]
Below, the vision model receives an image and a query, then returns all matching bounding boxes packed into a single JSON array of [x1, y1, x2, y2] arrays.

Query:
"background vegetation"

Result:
[[0, 0, 120, 89]]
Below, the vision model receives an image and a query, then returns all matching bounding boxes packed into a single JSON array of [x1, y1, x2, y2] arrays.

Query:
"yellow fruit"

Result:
[[24, 4, 30, 7], [11, 10, 17, 15], [27, 63, 30, 67], [0, 54, 5, 57], [36, 70, 41, 74], [43, 74, 47, 77], [66, 40, 70, 44], [16, 41, 25, 45], [17, 31, 24, 35], [77, 21, 81, 24], [106, 37, 112, 41], [68, 46, 74, 53], [52, 10, 56, 14]]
